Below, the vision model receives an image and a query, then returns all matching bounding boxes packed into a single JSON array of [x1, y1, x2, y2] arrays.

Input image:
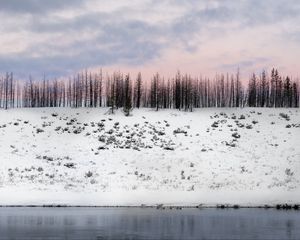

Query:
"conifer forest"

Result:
[[0, 69, 298, 111]]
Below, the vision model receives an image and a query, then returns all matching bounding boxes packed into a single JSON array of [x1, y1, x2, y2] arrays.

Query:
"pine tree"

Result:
[[123, 74, 132, 116], [134, 72, 142, 108]]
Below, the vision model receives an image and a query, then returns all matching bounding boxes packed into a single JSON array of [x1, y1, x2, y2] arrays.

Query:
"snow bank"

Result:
[[0, 108, 299, 206]]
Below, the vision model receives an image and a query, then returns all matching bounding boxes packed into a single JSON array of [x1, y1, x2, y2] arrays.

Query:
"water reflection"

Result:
[[0, 208, 299, 240]]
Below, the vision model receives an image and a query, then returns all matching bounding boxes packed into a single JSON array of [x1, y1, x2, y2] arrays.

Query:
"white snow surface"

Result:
[[0, 108, 299, 206]]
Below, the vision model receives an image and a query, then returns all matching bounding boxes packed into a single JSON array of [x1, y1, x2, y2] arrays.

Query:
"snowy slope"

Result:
[[0, 107, 299, 206]]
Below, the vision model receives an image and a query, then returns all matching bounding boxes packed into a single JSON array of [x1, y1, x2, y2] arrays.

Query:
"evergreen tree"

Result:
[[123, 74, 132, 116]]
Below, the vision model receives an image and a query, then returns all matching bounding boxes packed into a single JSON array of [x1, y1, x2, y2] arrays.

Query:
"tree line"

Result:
[[0, 68, 299, 111]]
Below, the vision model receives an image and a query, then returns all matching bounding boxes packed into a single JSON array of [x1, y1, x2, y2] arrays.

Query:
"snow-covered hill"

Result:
[[0, 108, 299, 206]]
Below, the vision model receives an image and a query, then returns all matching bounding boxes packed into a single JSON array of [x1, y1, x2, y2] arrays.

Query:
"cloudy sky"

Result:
[[1, 0, 300, 80]]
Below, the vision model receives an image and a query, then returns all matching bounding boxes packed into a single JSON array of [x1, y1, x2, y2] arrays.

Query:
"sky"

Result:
[[0, 0, 300, 81]]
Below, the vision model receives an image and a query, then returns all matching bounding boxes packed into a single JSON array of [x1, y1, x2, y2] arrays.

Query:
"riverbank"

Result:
[[0, 108, 299, 206], [0, 189, 299, 207]]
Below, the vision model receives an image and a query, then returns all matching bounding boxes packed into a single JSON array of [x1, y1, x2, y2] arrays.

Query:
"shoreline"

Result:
[[1, 188, 299, 209], [0, 204, 299, 210]]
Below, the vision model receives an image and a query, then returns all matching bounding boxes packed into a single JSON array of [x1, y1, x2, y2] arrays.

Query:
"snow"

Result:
[[0, 107, 299, 206]]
